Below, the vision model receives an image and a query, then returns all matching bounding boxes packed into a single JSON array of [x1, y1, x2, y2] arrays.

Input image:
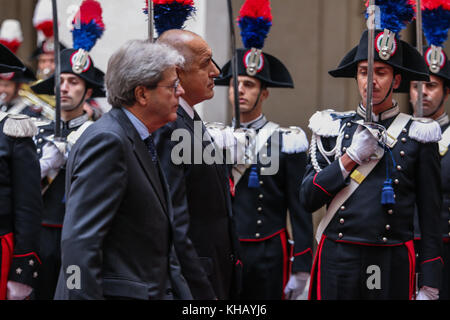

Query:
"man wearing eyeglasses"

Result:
[[54, 40, 192, 300]]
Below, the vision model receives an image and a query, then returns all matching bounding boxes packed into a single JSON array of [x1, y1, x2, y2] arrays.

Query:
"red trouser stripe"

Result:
[[0, 233, 14, 300]]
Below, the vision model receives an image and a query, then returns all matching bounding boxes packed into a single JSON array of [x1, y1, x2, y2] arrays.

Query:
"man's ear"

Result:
[[260, 87, 269, 101], [445, 86, 450, 101], [134, 86, 149, 106], [393, 73, 402, 90], [85, 88, 93, 101]]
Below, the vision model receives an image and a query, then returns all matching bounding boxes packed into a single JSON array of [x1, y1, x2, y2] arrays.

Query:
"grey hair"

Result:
[[105, 39, 184, 107]]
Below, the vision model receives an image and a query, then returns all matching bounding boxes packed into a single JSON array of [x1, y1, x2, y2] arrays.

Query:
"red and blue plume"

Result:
[[238, 0, 272, 49], [421, 0, 450, 46], [143, 0, 196, 36], [364, 0, 416, 34], [72, 0, 105, 51]]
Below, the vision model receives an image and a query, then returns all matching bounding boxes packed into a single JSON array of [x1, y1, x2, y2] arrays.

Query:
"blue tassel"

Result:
[[364, 0, 415, 34], [248, 165, 260, 188], [72, 21, 104, 51], [422, 7, 450, 47], [381, 179, 395, 205], [381, 147, 396, 206], [152, 4, 196, 36], [238, 16, 272, 49]]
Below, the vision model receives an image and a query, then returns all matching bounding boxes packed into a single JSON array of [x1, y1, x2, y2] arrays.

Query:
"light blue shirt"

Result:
[[121, 107, 150, 141]]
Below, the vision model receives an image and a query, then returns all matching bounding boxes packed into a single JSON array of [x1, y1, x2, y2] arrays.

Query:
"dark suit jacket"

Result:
[[154, 106, 242, 300], [54, 107, 191, 300]]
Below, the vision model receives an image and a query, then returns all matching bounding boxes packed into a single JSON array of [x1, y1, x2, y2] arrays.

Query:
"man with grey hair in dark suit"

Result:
[[54, 39, 191, 300]]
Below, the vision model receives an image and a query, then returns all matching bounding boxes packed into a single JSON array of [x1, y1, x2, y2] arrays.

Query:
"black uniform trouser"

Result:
[[35, 226, 61, 300], [440, 241, 450, 299], [415, 239, 449, 299], [239, 230, 291, 300], [310, 236, 414, 300]]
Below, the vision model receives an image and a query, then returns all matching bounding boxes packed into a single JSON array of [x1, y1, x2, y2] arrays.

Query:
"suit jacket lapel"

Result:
[[110, 108, 168, 213], [178, 107, 232, 214]]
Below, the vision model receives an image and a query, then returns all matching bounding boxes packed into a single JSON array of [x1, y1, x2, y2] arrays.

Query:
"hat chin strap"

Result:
[[63, 88, 87, 113], [373, 79, 395, 107], [240, 87, 263, 115], [423, 92, 446, 119]]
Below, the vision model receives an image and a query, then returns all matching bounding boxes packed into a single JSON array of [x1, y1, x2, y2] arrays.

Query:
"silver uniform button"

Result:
[[340, 206, 345, 211], [255, 233, 260, 238], [382, 237, 388, 242], [397, 165, 402, 171], [344, 134, 350, 139], [259, 194, 264, 199], [40, 128, 44, 133], [400, 151, 405, 157], [257, 207, 262, 212], [338, 233, 343, 238], [259, 180, 264, 185], [38, 138, 43, 143], [257, 220, 262, 225], [339, 218, 345, 224], [402, 128, 407, 133], [401, 137, 407, 143], [385, 225, 391, 231], [388, 209, 394, 215], [346, 122, 352, 127], [342, 147, 347, 152], [394, 179, 399, 185]]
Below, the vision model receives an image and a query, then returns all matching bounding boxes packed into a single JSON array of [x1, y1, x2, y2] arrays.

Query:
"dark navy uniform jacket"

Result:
[[35, 113, 90, 227], [0, 113, 42, 290], [301, 105, 443, 289], [232, 117, 313, 273], [414, 114, 450, 241], [438, 118, 450, 240]]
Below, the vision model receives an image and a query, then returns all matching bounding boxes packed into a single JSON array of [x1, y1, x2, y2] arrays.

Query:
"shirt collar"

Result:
[[62, 112, 90, 129], [357, 101, 400, 122], [232, 114, 268, 130], [435, 112, 450, 128], [121, 107, 150, 141], [179, 97, 195, 120]]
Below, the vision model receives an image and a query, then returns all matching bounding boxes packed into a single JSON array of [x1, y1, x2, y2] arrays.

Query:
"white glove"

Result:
[[7, 281, 32, 300], [283, 272, 310, 300], [39, 142, 66, 179], [416, 286, 439, 300], [345, 125, 380, 165]]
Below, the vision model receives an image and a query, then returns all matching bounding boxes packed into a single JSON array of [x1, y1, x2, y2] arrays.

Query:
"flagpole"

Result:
[[148, 0, 154, 42], [366, 0, 376, 123], [415, 0, 424, 117], [51, 0, 61, 139], [227, 0, 240, 129]]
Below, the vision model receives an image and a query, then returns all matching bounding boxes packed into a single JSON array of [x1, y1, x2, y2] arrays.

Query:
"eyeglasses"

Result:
[[156, 79, 181, 94]]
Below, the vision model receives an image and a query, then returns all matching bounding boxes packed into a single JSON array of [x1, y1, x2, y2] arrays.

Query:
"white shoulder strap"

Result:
[[439, 126, 450, 156], [315, 113, 412, 243], [231, 121, 279, 188]]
